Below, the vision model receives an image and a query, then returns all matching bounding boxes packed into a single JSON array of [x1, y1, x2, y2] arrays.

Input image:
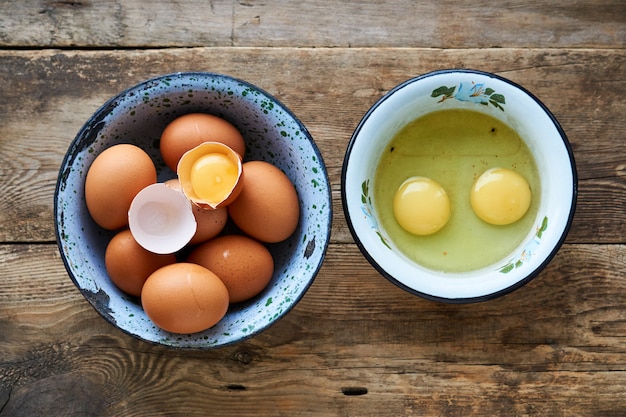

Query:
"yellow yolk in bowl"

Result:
[[470, 167, 531, 226], [393, 177, 451, 236], [190, 153, 239, 203]]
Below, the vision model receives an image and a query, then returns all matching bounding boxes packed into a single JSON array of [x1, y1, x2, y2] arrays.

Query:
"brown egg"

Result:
[[105, 229, 177, 297], [187, 235, 274, 303], [160, 113, 246, 172], [227, 161, 300, 243], [85, 144, 157, 230], [190, 205, 228, 244], [141, 263, 229, 334], [164, 179, 228, 244]]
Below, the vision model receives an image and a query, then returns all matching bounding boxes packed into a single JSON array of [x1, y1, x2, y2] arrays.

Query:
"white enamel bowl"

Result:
[[341, 69, 577, 303]]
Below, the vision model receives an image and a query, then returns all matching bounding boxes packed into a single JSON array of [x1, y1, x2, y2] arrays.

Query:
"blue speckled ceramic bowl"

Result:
[[55, 72, 332, 348]]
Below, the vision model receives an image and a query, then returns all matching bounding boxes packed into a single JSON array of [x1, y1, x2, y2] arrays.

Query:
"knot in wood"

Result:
[[234, 350, 253, 365]]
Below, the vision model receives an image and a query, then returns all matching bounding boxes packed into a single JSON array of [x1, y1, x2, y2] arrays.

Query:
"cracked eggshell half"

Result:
[[128, 183, 197, 254]]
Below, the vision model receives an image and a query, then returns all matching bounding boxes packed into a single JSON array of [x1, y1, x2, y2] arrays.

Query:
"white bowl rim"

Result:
[[341, 68, 578, 303]]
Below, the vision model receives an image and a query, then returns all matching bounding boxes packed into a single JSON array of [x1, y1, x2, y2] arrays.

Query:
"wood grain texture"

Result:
[[0, 47, 625, 243], [1, 243, 626, 416], [1, 0, 624, 49], [1, 1, 625, 415]]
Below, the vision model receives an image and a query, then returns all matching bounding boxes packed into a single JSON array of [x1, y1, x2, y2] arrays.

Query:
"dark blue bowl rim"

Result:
[[54, 71, 333, 348], [340, 68, 578, 304]]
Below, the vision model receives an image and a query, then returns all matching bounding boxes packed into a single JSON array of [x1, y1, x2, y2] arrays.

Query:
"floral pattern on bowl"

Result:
[[499, 216, 548, 274], [431, 82, 506, 110], [360, 179, 391, 249]]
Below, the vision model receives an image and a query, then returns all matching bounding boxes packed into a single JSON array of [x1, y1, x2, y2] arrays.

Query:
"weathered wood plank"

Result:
[[1, 243, 625, 416], [0, 47, 624, 243], [1, 2, 623, 416], [0, 0, 624, 49]]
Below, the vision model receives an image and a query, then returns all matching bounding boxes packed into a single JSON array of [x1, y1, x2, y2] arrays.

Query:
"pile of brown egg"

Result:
[[84, 114, 300, 334]]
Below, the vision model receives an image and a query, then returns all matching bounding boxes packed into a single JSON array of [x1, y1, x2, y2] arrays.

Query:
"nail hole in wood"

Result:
[[341, 387, 368, 396]]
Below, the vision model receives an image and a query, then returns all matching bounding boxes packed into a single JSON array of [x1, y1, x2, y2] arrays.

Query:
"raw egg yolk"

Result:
[[190, 153, 239, 204], [470, 167, 531, 226], [393, 177, 451, 236]]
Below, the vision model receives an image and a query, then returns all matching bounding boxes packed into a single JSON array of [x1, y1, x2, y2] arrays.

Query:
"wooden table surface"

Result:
[[1, 1, 625, 416]]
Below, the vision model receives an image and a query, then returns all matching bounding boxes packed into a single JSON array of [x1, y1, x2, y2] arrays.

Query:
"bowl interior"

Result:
[[55, 72, 332, 348], [342, 69, 576, 302]]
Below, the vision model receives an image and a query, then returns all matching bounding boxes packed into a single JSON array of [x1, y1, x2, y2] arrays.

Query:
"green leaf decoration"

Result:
[[537, 216, 548, 238], [490, 100, 504, 111], [485, 88, 495, 95], [490, 93, 506, 104], [361, 180, 368, 203], [431, 86, 456, 98], [499, 216, 548, 274], [376, 231, 391, 249], [360, 177, 391, 250]]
